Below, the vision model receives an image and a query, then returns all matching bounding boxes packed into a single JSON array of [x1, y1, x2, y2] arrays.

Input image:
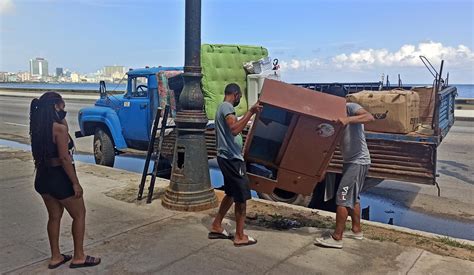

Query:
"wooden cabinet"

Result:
[[244, 79, 347, 195]]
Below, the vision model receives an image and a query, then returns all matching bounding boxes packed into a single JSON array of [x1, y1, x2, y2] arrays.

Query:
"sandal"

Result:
[[69, 255, 101, 268], [208, 229, 234, 240], [234, 236, 257, 247], [48, 254, 72, 269]]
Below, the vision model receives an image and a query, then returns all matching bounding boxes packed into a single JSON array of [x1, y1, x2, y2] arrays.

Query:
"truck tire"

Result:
[[93, 128, 115, 167], [257, 189, 312, 207]]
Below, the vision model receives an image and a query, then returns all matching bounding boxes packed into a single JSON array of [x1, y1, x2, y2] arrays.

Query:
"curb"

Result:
[[248, 197, 474, 246], [455, 116, 474, 122]]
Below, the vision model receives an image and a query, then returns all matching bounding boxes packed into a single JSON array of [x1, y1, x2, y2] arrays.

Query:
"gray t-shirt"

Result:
[[215, 102, 244, 161], [340, 103, 371, 165]]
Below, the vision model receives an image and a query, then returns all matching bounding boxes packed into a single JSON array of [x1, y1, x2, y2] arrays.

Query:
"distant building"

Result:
[[29, 58, 49, 77], [103, 65, 125, 77], [71, 73, 81, 83], [63, 69, 71, 77], [56, 67, 64, 77], [18, 71, 31, 82], [0, 72, 8, 82], [6, 73, 18, 82]]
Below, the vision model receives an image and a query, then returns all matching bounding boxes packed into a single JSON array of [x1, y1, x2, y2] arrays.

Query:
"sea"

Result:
[[0, 82, 472, 98]]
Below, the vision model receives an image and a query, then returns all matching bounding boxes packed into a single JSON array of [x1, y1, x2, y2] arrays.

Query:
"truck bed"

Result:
[[160, 82, 456, 186], [301, 83, 457, 185]]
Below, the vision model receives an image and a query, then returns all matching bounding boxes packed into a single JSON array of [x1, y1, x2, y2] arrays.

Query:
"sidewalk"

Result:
[[1, 146, 473, 274], [455, 109, 474, 121]]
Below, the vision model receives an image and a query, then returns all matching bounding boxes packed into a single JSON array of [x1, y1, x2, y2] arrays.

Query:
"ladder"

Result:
[[138, 105, 172, 203]]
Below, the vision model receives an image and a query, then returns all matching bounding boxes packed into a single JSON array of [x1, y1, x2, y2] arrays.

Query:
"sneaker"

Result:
[[315, 235, 343, 249], [344, 230, 364, 240]]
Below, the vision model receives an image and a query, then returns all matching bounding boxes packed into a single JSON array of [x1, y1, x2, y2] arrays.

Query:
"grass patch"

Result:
[[437, 236, 474, 250], [246, 213, 334, 230], [244, 200, 474, 261]]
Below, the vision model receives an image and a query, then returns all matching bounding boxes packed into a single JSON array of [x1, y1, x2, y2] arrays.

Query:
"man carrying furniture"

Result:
[[209, 83, 262, 247], [316, 102, 374, 249]]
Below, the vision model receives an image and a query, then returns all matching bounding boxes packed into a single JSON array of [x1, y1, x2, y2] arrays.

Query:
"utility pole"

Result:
[[162, 0, 218, 211]]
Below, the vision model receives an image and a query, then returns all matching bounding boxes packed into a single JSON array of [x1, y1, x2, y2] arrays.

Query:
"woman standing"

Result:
[[30, 92, 100, 269]]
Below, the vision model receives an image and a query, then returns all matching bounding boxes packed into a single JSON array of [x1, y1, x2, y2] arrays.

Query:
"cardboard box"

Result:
[[347, 90, 420, 134]]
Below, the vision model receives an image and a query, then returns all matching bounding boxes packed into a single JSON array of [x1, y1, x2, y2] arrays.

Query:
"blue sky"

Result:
[[1, 0, 473, 83]]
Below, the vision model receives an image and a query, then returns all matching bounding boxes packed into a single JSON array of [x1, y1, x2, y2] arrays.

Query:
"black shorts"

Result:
[[217, 157, 251, 203], [35, 166, 75, 200]]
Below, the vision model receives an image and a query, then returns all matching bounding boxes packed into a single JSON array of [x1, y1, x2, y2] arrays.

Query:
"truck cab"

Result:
[[76, 67, 182, 166]]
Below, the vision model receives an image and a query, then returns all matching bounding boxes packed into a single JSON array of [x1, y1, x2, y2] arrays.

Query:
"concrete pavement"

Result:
[[455, 109, 474, 121], [1, 146, 473, 274]]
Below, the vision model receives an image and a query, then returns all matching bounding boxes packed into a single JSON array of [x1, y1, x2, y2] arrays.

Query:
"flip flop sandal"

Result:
[[69, 255, 101, 269], [208, 229, 234, 240], [234, 236, 258, 247], [48, 254, 72, 269]]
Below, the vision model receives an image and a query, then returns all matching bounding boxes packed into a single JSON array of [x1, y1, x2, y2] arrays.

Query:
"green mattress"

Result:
[[201, 44, 268, 119]]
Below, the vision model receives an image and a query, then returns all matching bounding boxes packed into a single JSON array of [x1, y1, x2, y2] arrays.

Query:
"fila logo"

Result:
[[341, 186, 349, 201]]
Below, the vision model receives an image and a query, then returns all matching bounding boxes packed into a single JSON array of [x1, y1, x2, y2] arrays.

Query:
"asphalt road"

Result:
[[0, 95, 95, 154], [1, 95, 473, 221]]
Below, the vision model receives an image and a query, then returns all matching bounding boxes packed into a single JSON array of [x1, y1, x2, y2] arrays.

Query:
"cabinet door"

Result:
[[279, 115, 340, 179]]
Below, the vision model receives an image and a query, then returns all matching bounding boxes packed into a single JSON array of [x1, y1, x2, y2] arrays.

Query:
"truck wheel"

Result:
[[257, 188, 312, 207], [94, 128, 115, 167]]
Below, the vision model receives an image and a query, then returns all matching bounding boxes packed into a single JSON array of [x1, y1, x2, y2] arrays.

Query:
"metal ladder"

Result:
[[137, 105, 172, 203]]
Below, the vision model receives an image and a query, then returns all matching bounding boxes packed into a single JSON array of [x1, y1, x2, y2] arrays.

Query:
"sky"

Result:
[[0, 0, 473, 83]]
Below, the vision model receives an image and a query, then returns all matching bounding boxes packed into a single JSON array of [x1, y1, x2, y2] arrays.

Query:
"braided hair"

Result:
[[29, 92, 64, 168]]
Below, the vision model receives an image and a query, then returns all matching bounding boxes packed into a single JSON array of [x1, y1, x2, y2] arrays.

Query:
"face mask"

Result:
[[56, 110, 67, 120], [233, 94, 241, 107]]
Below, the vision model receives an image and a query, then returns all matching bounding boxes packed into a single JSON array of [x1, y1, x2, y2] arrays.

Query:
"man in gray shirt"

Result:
[[209, 83, 262, 247], [316, 102, 374, 249]]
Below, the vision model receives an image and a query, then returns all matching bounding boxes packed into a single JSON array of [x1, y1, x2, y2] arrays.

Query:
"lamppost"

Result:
[[162, 0, 218, 211]]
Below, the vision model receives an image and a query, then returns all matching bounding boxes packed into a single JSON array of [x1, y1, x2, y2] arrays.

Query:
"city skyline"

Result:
[[0, 56, 129, 83], [1, 0, 473, 83]]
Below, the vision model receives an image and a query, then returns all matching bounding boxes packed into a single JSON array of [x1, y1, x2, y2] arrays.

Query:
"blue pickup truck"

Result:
[[75, 44, 457, 206]]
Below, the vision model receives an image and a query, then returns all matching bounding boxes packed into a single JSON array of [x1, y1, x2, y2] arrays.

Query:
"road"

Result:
[[0, 95, 94, 154], [1, 95, 473, 222]]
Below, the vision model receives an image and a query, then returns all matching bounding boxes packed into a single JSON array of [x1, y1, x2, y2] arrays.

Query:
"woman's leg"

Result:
[[60, 196, 86, 263], [60, 196, 100, 265], [41, 194, 65, 265]]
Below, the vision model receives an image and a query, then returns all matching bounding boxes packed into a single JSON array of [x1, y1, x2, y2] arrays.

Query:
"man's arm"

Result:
[[338, 108, 374, 126], [225, 102, 262, 136]]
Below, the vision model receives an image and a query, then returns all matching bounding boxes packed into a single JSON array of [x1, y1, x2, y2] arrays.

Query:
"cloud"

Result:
[[277, 41, 473, 75], [0, 0, 15, 14], [279, 58, 323, 71], [277, 41, 474, 83], [332, 41, 474, 69]]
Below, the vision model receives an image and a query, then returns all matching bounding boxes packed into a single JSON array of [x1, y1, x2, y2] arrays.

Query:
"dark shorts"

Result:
[[35, 166, 75, 200], [336, 163, 370, 209], [217, 157, 251, 203]]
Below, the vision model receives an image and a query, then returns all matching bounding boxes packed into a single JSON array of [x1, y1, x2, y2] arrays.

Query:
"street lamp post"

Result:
[[162, 0, 218, 211]]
